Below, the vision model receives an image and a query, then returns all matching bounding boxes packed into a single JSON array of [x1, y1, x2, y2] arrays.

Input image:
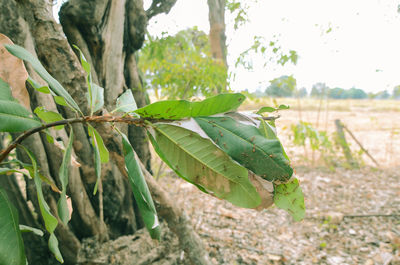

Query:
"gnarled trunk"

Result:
[[0, 0, 210, 264]]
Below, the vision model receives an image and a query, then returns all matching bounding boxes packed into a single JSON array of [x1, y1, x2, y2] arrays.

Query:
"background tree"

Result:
[[310, 82, 329, 98], [0, 0, 210, 264], [265, 75, 297, 97], [139, 28, 228, 99], [344, 87, 368, 99], [392, 85, 400, 99]]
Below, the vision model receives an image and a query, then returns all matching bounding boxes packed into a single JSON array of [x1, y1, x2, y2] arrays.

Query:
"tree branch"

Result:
[[0, 115, 146, 164], [146, 0, 177, 20]]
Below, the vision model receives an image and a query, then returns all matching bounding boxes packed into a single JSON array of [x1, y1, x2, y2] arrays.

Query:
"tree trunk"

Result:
[[207, 0, 227, 66], [0, 0, 210, 264]]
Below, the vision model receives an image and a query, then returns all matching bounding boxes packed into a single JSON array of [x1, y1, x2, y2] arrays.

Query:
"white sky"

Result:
[[54, 1, 400, 93], [145, 0, 400, 93]]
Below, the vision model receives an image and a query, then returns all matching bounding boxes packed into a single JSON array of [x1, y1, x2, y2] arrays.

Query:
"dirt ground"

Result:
[[159, 166, 399, 265]]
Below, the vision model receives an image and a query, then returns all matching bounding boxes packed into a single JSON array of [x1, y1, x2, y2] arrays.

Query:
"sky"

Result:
[[54, 1, 400, 93], [144, 0, 400, 93]]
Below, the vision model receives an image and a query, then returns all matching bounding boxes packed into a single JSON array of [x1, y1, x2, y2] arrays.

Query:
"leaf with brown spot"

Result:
[[0, 34, 30, 110], [150, 123, 261, 208], [248, 172, 274, 211]]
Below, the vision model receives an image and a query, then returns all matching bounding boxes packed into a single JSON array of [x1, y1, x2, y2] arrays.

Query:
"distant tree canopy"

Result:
[[369, 90, 391, 100], [393, 85, 400, 99], [310, 83, 368, 99], [139, 27, 228, 99], [265, 75, 297, 97]]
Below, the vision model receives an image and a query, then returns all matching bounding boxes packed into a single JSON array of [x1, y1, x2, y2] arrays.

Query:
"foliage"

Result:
[[0, 42, 304, 263], [235, 36, 298, 72], [265, 75, 297, 98], [290, 121, 364, 168], [139, 28, 228, 99], [291, 121, 336, 167], [226, 0, 254, 30]]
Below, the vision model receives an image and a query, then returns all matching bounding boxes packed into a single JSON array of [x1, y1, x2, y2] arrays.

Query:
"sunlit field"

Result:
[[239, 97, 400, 168]]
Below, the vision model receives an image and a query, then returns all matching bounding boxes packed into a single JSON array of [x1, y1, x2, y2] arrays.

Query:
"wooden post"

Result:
[[334, 119, 359, 168]]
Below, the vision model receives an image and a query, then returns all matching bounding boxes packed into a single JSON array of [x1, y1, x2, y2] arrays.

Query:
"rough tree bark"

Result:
[[0, 0, 210, 264]]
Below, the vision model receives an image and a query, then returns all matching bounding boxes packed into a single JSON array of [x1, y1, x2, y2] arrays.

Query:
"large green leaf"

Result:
[[120, 131, 161, 240], [0, 188, 26, 265], [135, 93, 245, 119], [152, 123, 261, 208], [147, 132, 207, 193], [0, 78, 41, 132], [274, 178, 305, 221], [57, 128, 73, 225], [195, 116, 293, 182], [5, 44, 81, 113]]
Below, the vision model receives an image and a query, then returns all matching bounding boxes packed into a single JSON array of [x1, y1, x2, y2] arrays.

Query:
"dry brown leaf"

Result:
[[0, 33, 30, 110], [248, 172, 274, 210]]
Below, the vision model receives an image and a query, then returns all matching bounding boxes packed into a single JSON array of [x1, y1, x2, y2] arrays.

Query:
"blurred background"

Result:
[[52, 0, 400, 264]]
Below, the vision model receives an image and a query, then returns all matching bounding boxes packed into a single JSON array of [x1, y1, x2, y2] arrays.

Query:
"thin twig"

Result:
[[343, 214, 399, 218]]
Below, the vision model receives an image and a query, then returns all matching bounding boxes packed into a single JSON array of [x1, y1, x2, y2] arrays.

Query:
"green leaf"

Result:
[[258, 118, 290, 161], [0, 79, 41, 132], [147, 132, 208, 193], [0, 188, 26, 265], [72, 45, 91, 75], [0, 100, 41, 132], [152, 123, 261, 208], [88, 125, 109, 195], [0, 167, 30, 178], [256, 104, 290, 114], [57, 128, 73, 225], [19, 225, 44, 236], [274, 178, 305, 221], [27, 76, 50, 94], [34, 107, 64, 130], [113, 90, 138, 113], [21, 147, 62, 262], [135, 93, 246, 119], [54, 96, 68, 106], [278, 104, 290, 110], [256, 106, 276, 114], [88, 126, 109, 163], [48, 233, 63, 263], [0, 77, 15, 100], [5, 44, 81, 113], [72, 45, 103, 114], [195, 116, 293, 182], [119, 131, 161, 240]]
